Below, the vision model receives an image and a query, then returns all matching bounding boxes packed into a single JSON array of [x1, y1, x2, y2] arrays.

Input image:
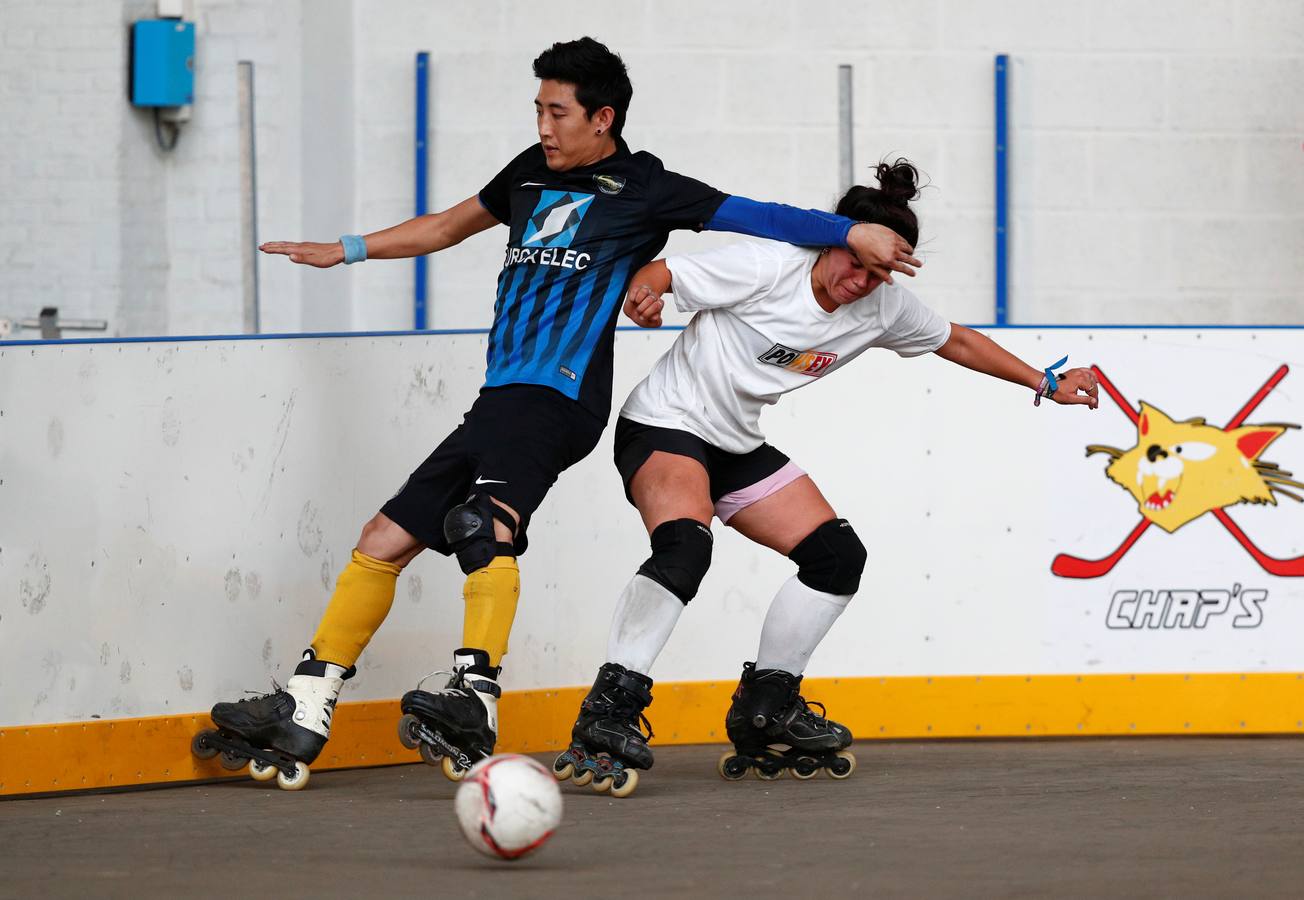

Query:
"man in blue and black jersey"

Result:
[[217, 37, 921, 781]]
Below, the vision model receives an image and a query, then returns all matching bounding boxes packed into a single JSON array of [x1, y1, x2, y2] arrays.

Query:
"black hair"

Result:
[[834, 158, 922, 247], [532, 37, 633, 138]]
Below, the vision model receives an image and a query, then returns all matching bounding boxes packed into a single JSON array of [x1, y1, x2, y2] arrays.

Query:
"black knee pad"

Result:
[[637, 518, 713, 604], [444, 492, 516, 575], [789, 519, 866, 595]]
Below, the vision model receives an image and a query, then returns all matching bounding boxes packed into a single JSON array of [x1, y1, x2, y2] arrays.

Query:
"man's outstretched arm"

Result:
[[704, 195, 920, 285], [260, 196, 500, 268]]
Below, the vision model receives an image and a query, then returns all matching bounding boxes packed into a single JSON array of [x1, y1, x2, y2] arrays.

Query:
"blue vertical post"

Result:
[[414, 51, 430, 330], [994, 54, 1009, 325]]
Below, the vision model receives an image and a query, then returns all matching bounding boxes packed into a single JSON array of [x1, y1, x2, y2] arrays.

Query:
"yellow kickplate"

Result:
[[3, 673, 1302, 797]]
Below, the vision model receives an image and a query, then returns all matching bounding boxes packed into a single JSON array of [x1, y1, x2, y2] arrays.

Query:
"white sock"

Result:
[[471, 673, 499, 736], [754, 575, 853, 675], [606, 574, 684, 676]]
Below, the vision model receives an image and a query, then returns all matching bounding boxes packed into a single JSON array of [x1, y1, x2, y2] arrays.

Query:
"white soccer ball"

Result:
[[454, 754, 563, 861]]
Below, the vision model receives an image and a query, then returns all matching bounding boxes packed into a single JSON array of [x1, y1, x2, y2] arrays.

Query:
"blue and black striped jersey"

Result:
[[478, 140, 727, 420]]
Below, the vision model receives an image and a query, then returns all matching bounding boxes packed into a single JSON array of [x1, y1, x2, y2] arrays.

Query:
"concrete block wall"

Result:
[[1009, 1, 1304, 324], [1, 2, 128, 331], [1, 0, 1301, 336], [296, 0, 1304, 330], [164, 0, 305, 335], [0, 0, 305, 337]]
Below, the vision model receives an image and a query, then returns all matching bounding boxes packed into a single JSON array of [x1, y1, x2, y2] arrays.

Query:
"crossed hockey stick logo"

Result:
[[1052, 364, 1304, 579]]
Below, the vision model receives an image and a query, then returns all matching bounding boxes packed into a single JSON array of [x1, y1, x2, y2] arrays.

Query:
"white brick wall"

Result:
[[1, 0, 1301, 336], [0, 0, 304, 337]]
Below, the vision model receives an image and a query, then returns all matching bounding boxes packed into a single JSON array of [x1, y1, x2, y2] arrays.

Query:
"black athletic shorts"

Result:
[[612, 416, 791, 506], [381, 385, 604, 557]]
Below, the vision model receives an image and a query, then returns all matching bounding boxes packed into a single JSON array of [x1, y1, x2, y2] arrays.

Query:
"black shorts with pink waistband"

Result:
[[612, 416, 794, 508]]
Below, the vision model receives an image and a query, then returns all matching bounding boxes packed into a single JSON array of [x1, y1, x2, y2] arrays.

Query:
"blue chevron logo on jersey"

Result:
[[521, 190, 594, 249]]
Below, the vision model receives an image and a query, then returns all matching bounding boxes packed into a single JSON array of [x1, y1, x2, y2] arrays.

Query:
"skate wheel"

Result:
[[609, 769, 639, 799], [717, 751, 749, 781], [249, 759, 278, 782], [551, 753, 575, 782], [592, 775, 611, 793], [397, 714, 422, 751], [572, 769, 594, 787], [190, 730, 219, 761], [827, 750, 856, 780], [753, 760, 785, 781], [276, 761, 310, 791], [219, 751, 247, 771], [792, 757, 820, 780], [441, 756, 468, 782], [418, 742, 442, 767]]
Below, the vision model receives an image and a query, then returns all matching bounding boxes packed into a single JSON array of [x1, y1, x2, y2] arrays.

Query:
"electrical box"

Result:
[[131, 19, 195, 107]]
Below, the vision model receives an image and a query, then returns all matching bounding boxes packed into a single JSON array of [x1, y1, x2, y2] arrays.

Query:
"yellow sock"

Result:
[[310, 549, 402, 667], [462, 556, 520, 667]]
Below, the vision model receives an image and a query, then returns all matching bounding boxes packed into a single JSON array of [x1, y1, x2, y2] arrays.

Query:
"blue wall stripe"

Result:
[[3, 323, 1301, 350], [994, 53, 1009, 327], [414, 51, 430, 330]]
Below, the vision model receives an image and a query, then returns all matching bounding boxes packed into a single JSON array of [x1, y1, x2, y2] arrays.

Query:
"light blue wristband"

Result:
[[340, 234, 367, 265], [1043, 355, 1069, 393], [1033, 355, 1069, 407]]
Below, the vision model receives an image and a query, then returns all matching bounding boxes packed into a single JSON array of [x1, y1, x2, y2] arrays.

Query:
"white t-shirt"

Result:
[[620, 240, 952, 454]]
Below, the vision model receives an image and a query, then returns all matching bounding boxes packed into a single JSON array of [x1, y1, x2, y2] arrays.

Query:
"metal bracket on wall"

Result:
[[13, 307, 109, 340], [838, 64, 853, 196]]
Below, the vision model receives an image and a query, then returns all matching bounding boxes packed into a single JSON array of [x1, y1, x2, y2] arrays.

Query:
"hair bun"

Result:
[[875, 158, 921, 205]]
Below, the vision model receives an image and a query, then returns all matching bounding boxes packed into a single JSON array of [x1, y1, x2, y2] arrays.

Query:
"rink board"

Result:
[[6, 674, 1304, 796], [2, 328, 1303, 794]]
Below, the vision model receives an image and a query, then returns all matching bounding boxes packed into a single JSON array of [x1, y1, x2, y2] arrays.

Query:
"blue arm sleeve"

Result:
[[704, 195, 854, 248]]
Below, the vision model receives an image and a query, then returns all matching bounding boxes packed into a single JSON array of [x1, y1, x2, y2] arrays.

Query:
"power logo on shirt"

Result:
[[758, 343, 838, 377]]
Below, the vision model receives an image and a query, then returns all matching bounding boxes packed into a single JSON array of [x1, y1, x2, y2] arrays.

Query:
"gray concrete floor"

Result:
[[3, 738, 1304, 899]]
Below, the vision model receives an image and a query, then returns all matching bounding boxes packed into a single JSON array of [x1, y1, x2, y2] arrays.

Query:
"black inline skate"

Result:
[[398, 648, 500, 781], [192, 650, 355, 791], [552, 662, 654, 798], [718, 661, 856, 781]]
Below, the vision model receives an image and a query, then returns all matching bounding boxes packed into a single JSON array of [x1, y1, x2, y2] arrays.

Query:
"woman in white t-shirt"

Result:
[[553, 161, 1099, 796]]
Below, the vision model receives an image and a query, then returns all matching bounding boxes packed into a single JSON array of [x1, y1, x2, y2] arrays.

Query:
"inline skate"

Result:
[[717, 662, 855, 781], [552, 662, 653, 798], [398, 648, 499, 781], [192, 649, 354, 791]]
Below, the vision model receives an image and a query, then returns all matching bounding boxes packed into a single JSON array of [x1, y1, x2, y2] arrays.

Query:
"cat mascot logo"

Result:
[[1052, 365, 1303, 578]]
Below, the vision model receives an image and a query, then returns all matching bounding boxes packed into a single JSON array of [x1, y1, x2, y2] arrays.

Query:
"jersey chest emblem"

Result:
[[757, 343, 838, 377], [593, 173, 626, 195], [522, 190, 594, 249]]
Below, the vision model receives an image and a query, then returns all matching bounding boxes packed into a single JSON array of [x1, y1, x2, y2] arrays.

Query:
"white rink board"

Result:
[[2, 328, 1303, 726]]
